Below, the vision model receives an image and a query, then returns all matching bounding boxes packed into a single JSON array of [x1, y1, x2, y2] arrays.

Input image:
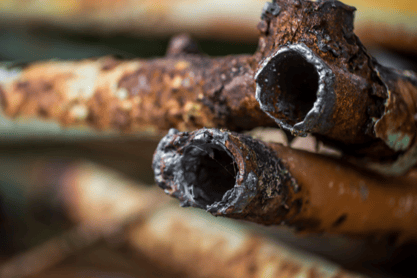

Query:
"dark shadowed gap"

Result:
[[262, 50, 319, 125], [180, 144, 237, 207]]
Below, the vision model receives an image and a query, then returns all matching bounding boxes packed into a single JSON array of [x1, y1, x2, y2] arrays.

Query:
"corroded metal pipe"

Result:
[[1, 0, 417, 173], [153, 128, 417, 242], [0, 45, 274, 134], [255, 0, 417, 174]]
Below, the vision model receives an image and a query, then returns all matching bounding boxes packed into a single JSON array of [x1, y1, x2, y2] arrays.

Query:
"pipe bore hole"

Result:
[[258, 50, 319, 125], [181, 144, 237, 207]]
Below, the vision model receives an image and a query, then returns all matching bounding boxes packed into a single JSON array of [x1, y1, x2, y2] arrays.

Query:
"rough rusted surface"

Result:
[[1, 0, 417, 173], [334, 69, 417, 175], [153, 128, 298, 224], [0, 54, 274, 135], [254, 0, 417, 174], [255, 0, 383, 142], [153, 128, 417, 242]]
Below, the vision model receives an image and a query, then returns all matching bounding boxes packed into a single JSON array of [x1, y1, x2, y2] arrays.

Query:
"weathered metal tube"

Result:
[[0, 40, 274, 135], [153, 128, 417, 242], [255, 0, 417, 174], [1, 0, 417, 173]]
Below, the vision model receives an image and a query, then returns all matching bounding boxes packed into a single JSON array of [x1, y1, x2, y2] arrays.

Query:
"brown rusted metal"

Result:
[[0, 51, 274, 135], [153, 128, 417, 242], [255, 0, 417, 174], [1, 0, 417, 173]]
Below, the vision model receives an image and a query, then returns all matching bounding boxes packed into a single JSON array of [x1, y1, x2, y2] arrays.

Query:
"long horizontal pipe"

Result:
[[0, 40, 274, 135], [0, 0, 416, 54], [153, 128, 417, 242]]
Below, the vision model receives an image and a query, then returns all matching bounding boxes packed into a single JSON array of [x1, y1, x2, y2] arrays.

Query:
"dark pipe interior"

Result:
[[181, 144, 237, 207], [261, 50, 319, 124]]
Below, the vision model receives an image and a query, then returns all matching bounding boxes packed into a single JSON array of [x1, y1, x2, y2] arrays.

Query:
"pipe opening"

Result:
[[258, 50, 319, 125], [181, 144, 238, 207]]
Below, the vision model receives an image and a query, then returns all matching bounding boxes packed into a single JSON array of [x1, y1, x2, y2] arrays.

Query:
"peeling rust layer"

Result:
[[153, 128, 417, 242], [255, 0, 417, 174], [0, 50, 274, 134], [153, 128, 297, 223]]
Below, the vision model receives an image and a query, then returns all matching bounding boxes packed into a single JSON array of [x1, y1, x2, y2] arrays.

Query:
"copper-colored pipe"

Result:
[[153, 128, 417, 242]]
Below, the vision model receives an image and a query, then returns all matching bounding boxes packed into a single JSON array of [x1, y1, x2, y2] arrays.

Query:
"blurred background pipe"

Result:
[[0, 0, 415, 56], [0, 158, 369, 278]]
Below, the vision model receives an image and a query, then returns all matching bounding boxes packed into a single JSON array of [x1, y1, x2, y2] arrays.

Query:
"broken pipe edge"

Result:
[[152, 128, 258, 215], [152, 128, 296, 219], [357, 66, 417, 175], [255, 43, 336, 136]]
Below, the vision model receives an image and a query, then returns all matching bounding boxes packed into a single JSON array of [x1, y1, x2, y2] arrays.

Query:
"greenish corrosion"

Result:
[[365, 141, 417, 176], [387, 133, 411, 152]]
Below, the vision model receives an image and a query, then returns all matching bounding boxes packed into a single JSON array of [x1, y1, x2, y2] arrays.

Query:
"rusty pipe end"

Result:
[[152, 128, 257, 214], [255, 43, 335, 136]]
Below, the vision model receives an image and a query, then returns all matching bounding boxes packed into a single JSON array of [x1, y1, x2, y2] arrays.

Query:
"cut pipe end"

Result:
[[255, 43, 335, 135], [152, 128, 258, 214], [180, 143, 237, 207]]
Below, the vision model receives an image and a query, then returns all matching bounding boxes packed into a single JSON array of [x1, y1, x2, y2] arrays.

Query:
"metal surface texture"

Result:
[[1, 0, 417, 174], [0, 1, 416, 277], [255, 0, 417, 174], [153, 128, 417, 242], [0, 46, 273, 135]]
